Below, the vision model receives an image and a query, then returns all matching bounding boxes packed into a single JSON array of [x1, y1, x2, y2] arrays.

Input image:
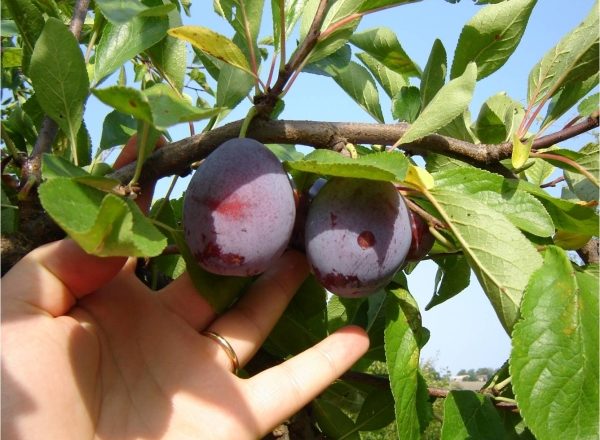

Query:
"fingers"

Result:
[[202, 250, 309, 370], [2, 239, 126, 317], [158, 271, 216, 329], [245, 325, 370, 435]]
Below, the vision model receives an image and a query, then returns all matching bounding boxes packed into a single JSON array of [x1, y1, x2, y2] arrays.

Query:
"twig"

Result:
[[540, 176, 565, 188], [109, 117, 598, 186], [532, 115, 599, 150]]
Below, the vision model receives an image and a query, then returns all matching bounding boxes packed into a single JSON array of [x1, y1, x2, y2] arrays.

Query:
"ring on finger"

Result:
[[201, 330, 240, 375]]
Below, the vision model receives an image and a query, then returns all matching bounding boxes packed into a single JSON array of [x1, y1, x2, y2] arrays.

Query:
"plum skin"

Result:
[[183, 138, 296, 276], [305, 178, 412, 297], [406, 209, 435, 261]]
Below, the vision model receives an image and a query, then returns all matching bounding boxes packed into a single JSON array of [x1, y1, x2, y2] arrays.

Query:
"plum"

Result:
[[305, 178, 412, 297], [183, 138, 296, 276], [406, 209, 435, 261]]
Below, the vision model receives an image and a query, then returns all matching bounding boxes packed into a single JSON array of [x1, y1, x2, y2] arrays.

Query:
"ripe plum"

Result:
[[183, 138, 296, 276], [305, 178, 412, 297]]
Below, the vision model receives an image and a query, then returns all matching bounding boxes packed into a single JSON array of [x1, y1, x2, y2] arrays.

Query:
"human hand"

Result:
[[1, 240, 369, 439]]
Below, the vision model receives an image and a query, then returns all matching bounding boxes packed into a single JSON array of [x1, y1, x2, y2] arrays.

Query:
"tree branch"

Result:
[[577, 237, 599, 265], [532, 115, 599, 150]]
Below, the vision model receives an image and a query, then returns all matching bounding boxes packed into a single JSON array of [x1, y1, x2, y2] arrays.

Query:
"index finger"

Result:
[[244, 325, 370, 436]]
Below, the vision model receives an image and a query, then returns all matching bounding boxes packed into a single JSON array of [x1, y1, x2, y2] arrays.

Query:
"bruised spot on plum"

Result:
[[199, 241, 245, 266], [357, 231, 376, 249], [330, 212, 338, 227], [204, 195, 249, 220], [313, 267, 361, 290]]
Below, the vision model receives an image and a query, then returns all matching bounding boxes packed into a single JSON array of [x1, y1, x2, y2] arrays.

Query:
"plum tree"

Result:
[[305, 177, 412, 297], [183, 138, 296, 276]]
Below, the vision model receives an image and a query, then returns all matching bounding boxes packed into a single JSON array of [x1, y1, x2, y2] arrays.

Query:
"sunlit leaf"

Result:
[[420, 39, 447, 110]]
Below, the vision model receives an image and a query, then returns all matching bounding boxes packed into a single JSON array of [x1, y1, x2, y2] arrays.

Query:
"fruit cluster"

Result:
[[183, 139, 434, 297]]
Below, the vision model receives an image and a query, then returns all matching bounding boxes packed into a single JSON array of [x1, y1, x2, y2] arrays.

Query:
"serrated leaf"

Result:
[[511, 133, 534, 169], [474, 92, 524, 143], [564, 142, 599, 202], [168, 26, 254, 76], [285, 149, 409, 181], [440, 390, 505, 439], [385, 289, 431, 439], [420, 39, 447, 110], [29, 18, 89, 155], [95, 0, 149, 24], [264, 275, 327, 358], [427, 188, 543, 332], [396, 62, 476, 146], [392, 86, 421, 123], [355, 388, 396, 431], [451, 0, 536, 80], [143, 83, 222, 129], [94, 16, 168, 84], [42, 154, 88, 179], [329, 61, 385, 122], [524, 157, 554, 186], [511, 246, 599, 440], [99, 110, 137, 151], [350, 27, 420, 77], [357, 52, 409, 99], [517, 179, 599, 236], [528, 2, 599, 107], [38, 177, 166, 257], [426, 254, 471, 310], [578, 92, 599, 118], [92, 86, 153, 124], [3, 0, 44, 74], [434, 167, 555, 237], [216, 64, 255, 112]]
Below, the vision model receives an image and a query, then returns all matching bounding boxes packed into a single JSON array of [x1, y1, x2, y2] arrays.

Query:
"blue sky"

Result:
[[85, 0, 596, 373]]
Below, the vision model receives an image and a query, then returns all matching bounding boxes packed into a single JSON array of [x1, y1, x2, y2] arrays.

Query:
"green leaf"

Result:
[[474, 92, 524, 144], [147, 9, 187, 92], [92, 86, 153, 124], [215, 64, 255, 112], [99, 110, 137, 151], [438, 110, 479, 143], [434, 167, 556, 238], [578, 91, 599, 118], [541, 73, 598, 128], [426, 254, 471, 310], [1, 47, 22, 68], [313, 398, 359, 440], [528, 2, 599, 107], [440, 390, 505, 439], [396, 63, 476, 146], [285, 149, 409, 181], [329, 61, 385, 122], [264, 275, 327, 358], [38, 177, 166, 257], [392, 86, 421, 123], [357, 52, 409, 99], [42, 153, 88, 179], [524, 157, 555, 186], [517, 179, 599, 236], [385, 288, 431, 439], [94, 16, 169, 84], [143, 83, 222, 129], [1, 186, 18, 234], [271, 0, 306, 52], [427, 188, 544, 332], [29, 18, 89, 157], [170, 229, 252, 313], [420, 39, 447, 110], [359, 0, 423, 12], [168, 26, 254, 76], [3, 0, 44, 74], [451, 0, 536, 80], [95, 0, 149, 24], [350, 27, 420, 77], [564, 142, 599, 202], [355, 388, 396, 431], [214, 0, 264, 63], [511, 246, 599, 440], [265, 144, 304, 161]]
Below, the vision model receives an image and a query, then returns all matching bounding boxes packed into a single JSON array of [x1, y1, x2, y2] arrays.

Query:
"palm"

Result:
[[2, 241, 369, 440]]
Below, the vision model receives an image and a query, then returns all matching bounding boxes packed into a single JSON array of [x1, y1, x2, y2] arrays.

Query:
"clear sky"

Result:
[[85, 0, 596, 374]]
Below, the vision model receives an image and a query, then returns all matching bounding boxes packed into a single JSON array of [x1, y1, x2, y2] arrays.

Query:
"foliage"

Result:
[[1, 0, 598, 439]]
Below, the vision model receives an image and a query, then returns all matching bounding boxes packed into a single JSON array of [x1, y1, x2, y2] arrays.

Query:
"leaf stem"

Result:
[[151, 175, 179, 220], [129, 121, 151, 186], [493, 376, 512, 393], [239, 106, 258, 138]]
